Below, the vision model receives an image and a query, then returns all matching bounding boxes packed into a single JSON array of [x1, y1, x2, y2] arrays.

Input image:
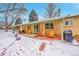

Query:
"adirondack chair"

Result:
[[39, 30, 45, 37], [48, 30, 54, 38]]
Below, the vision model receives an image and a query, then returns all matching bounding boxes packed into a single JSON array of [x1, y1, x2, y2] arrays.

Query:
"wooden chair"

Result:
[[48, 31, 55, 38], [39, 31, 45, 37]]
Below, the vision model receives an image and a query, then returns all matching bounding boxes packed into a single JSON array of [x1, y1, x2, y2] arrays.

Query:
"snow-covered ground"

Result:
[[0, 30, 79, 56]]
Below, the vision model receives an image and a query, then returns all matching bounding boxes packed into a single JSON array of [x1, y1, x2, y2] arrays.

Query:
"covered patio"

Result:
[[13, 18, 64, 41]]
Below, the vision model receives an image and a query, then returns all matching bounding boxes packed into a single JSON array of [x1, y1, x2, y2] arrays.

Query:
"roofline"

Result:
[[13, 17, 62, 26], [13, 14, 79, 26]]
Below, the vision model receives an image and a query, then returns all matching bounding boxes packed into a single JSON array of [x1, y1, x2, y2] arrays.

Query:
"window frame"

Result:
[[45, 22, 53, 29], [64, 20, 72, 26]]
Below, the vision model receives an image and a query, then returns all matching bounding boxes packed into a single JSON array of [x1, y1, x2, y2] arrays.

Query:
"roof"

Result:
[[13, 14, 79, 26]]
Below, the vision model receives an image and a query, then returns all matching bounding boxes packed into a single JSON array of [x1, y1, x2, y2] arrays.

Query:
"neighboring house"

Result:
[[13, 15, 79, 40]]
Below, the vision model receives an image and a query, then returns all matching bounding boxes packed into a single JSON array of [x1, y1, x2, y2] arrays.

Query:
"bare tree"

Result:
[[45, 3, 57, 18], [8, 4, 26, 27], [53, 8, 60, 17], [0, 3, 27, 31]]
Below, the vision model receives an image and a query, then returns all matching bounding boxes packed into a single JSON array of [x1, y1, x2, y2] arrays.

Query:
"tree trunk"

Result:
[[5, 18, 8, 32], [5, 12, 8, 32]]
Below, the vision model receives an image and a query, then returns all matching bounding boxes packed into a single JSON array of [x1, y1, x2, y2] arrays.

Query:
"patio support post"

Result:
[[32, 25, 35, 36], [61, 18, 64, 41]]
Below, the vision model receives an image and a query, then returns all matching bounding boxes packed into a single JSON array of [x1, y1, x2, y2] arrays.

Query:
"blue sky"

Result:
[[0, 3, 79, 22], [24, 3, 79, 19]]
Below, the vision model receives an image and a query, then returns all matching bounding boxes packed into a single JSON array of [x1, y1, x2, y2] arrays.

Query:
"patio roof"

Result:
[[13, 14, 79, 26]]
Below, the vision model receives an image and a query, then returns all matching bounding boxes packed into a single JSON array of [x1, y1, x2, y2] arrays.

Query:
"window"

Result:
[[45, 22, 53, 29], [50, 23, 53, 29], [65, 21, 72, 26], [34, 24, 39, 33], [45, 23, 49, 29]]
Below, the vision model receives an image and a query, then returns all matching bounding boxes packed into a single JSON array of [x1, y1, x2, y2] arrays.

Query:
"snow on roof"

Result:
[[13, 14, 79, 26]]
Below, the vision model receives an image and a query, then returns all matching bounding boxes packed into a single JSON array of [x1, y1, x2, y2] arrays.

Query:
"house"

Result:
[[13, 15, 79, 40]]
